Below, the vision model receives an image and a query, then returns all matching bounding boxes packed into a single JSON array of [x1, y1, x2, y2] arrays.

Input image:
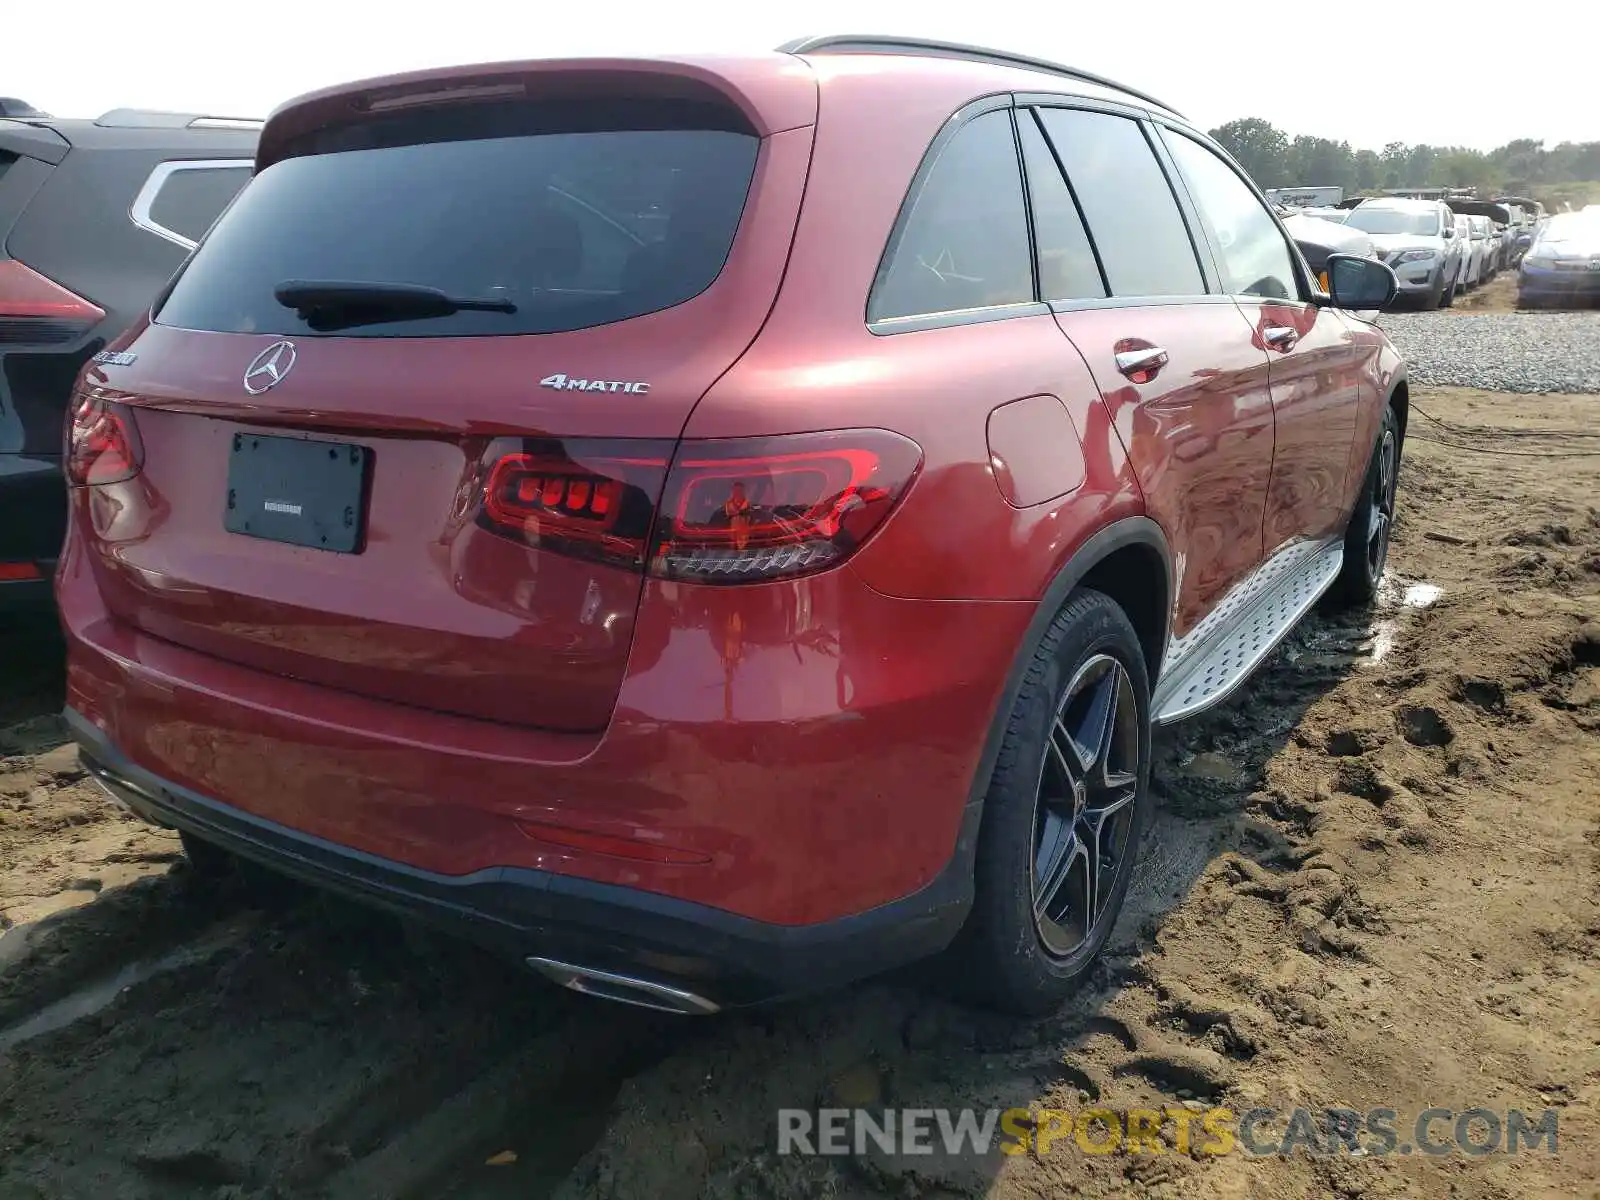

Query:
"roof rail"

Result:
[[776, 34, 1183, 118], [94, 107, 264, 130]]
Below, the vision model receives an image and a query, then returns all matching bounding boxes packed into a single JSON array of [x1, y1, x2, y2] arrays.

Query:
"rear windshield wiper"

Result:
[[274, 280, 516, 331]]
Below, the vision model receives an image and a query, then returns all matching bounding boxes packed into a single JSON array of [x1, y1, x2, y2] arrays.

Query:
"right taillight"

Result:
[[476, 429, 922, 585], [67, 391, 144, 486], [649, 429, 923, 584], [0, 259, 104, 345]]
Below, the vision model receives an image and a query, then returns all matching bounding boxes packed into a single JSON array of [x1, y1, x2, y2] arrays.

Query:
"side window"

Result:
[[1163, 132, 1298, 301], [143, 163, 253, 246], [1016, 111, 1106, 301], [870, 111, 1033, 322], [1036, 108, 1204, 298]]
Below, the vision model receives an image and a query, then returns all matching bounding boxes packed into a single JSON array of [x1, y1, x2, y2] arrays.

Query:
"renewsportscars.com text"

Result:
[[777, 1106, 1559, 1158]]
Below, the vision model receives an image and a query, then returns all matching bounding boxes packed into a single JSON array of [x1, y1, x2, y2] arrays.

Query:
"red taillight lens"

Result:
[[649, 430, 923, 584], [67, 391, 144, 486], [477, 439, 673, 570], [0, 260, 104, 345]]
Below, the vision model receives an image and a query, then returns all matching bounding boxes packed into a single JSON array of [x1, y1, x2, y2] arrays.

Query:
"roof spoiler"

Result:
[[0, 118, 69, 163], [1446, 200, 1511, 222]]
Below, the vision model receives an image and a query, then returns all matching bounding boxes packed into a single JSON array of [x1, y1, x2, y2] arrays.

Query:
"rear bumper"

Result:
[[71, 708, 972, 1008], [59, 505, 1036, 928], [0, 573, 55, 614], [0, 453, 66, 600]]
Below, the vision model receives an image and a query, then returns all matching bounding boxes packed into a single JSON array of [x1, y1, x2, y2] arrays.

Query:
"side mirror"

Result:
[[1326, 253, 1397, 311], [1442, 227, 1454, 238]]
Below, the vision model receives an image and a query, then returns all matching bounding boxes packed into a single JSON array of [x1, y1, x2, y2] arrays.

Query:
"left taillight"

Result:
[[649, 430, 923, 584], [67, 391, 144, 486], [0, 259, 104, 345]]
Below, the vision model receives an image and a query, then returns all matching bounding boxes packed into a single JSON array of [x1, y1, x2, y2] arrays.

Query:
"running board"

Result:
[[1152, 540, 1344, 725]]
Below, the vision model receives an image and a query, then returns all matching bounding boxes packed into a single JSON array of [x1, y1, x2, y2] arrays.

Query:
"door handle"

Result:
[[1114, 345, 1169, 382], [1263, 325, 1300, 351]]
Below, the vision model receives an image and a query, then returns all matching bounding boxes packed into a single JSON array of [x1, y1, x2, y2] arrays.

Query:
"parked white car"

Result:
[[1471, 216, 1499, 278], [1452, 213, 1480, 293], [1343, 197, 1464, 308]]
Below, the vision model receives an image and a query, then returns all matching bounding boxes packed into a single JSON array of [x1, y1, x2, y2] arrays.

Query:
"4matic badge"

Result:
[[539, 373, 651, 394]]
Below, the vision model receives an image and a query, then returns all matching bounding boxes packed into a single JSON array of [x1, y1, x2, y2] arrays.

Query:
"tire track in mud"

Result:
[[2, 389, 1598, 1200], [551, 391, 1600, 1200]]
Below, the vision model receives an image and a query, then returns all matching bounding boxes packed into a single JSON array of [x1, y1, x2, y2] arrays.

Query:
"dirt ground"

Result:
[[1449, 270, 1521, 313], [2, 387, 1598, 1200]]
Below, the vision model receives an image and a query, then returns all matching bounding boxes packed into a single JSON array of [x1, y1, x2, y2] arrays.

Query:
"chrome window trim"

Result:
[[128, 158, 254, 250]]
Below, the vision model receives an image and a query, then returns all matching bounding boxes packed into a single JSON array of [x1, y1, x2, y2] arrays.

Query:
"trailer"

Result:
[[1265, 185, 1345, 209]]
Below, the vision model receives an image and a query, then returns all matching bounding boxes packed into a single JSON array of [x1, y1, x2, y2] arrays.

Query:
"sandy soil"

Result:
[[1449, 270, 1521, 314], [1, 387, 1598, 1199]]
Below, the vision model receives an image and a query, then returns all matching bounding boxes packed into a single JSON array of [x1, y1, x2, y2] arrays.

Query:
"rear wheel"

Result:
[[1329, 404, 1400, 608], [947, 589, 1152, 1015]]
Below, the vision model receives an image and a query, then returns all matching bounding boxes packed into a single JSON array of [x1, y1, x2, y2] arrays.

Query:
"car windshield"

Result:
[[1535, 216, 1600, 251], [1343, 207, 1440, 236]]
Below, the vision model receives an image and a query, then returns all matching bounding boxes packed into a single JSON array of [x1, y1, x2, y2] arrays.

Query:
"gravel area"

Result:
[[1375, 310, 1600, 393]]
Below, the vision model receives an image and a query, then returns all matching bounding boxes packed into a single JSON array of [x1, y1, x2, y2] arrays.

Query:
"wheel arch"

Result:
[[961, 515, 1171, 818], [935, 515, 1171, 932], [1388, 375, 1410, 445]]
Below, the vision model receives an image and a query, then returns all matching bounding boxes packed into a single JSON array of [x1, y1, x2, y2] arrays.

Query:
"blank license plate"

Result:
[[224, 432, 371, 553]]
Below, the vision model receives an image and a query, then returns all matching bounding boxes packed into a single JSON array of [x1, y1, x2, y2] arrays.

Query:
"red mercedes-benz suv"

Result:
[[58, 36, 1405, 1015]]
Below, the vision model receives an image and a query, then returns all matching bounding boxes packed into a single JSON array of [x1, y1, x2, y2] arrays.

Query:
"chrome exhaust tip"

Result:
[[526, 955, 720, 1016]]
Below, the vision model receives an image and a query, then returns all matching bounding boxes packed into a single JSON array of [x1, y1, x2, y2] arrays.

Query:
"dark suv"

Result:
[[0, 100, 257, 608], [62, 38, 1405, 1016]]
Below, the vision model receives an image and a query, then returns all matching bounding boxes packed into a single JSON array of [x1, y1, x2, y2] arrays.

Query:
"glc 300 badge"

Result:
[[539, 373, 650, 394]]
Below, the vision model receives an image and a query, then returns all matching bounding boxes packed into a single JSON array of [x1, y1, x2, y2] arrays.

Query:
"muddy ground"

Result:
[[1448, 270, 1521, 314], [2, 387, 1598, 1199]]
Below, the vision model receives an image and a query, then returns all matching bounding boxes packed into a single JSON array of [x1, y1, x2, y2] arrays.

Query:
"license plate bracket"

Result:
[[224, 432, 371, 553]]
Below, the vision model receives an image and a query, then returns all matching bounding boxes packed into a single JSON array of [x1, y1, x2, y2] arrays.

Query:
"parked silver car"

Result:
[[1342, 198, 1462, 308]]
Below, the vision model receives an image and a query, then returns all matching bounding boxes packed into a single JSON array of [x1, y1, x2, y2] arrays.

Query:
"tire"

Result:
[[1420, 276, 1444, 310], [945, 589, 1153, 1015], [1441, 274, 1457, 307], [1329, 403, 1400, 608]]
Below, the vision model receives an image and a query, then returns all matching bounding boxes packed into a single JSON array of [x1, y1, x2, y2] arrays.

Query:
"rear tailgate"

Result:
[[78, 62, 816, 732]]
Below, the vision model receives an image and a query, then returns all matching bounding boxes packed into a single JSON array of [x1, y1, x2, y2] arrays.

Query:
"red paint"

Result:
[[1056, 302, 1276, 639], [57, 48, 1402, 937], [986, 395, 1086, 508]]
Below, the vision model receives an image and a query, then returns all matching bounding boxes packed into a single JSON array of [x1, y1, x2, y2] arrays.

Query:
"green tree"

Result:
[[1208, 118, 1290, 188], [1354, 149, 1380, 191]]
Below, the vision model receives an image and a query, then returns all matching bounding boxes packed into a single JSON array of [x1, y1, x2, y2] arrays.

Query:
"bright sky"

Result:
[[5, 0, 1592, 152]]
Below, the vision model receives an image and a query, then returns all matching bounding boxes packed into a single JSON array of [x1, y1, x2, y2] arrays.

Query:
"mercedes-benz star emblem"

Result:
[[243, 340, 297, 395]]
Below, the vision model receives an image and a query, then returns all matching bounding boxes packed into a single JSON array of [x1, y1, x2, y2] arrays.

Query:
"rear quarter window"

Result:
[[154, 103, 759, 339], [142, 163, 253, 246], [868, 110, 1034, 323]]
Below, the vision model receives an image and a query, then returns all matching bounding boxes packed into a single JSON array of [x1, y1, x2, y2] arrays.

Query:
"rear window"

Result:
[[155, 107, 759, 338]]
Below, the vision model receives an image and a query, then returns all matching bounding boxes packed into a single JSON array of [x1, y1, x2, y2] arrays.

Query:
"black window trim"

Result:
[[1016, 106, 1110, 301], [1026, 99, 1220, 309], [865, 92, 1279, 333], [866, 94, 1051, 336], [129, 157, 255, 251], [1150, 118, 1316, 305]]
